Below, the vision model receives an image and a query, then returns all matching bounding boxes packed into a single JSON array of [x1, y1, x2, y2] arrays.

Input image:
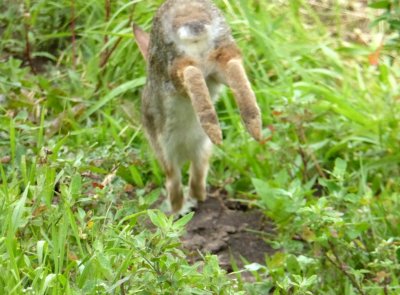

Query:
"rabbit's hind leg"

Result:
[[165, 162, 184, 213], [189, 142, 212, 202]]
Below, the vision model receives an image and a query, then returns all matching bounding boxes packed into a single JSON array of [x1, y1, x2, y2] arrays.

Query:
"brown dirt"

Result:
[[181, 195, 276, 272]]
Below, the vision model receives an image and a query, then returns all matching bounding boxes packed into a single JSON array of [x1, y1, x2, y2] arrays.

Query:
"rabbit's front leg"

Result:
[[172, 59, 223, 145], [211, 44, 262, 141]]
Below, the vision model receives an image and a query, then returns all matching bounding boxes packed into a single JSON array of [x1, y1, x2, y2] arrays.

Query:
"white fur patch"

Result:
[[175, 26, 212, 58], [177, 26, 196, 41]]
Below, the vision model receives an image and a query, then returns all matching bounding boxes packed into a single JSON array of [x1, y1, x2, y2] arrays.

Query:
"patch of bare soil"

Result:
[[181, 195, 275, 273]]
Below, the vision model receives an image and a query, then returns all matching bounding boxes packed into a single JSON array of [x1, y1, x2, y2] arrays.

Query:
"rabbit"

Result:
[[133, 0, 262, 214]]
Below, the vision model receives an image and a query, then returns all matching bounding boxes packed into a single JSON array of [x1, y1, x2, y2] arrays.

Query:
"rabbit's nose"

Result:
[[177, 21, 209, 42], [186, 22, 206, 35]]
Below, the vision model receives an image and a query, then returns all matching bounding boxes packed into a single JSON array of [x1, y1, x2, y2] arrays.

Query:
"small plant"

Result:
[[252, 157, 400, 294]]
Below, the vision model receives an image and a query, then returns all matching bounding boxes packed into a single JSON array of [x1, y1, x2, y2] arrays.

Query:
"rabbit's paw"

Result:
[[178, 196, 198, 216]]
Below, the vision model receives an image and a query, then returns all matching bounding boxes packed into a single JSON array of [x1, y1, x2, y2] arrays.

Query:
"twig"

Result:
[[92, 166, 118, 200], [23, 12, 37, 75], [326, 241, 366, 295], [120, 277, 126, 295], [70, 0, 77, 69], [47, 103, 86, 136], [296, 122, 327, 179], [95, 6, 135, 93], [99, 9, 135, 69], [100, 37, 122, 68], [102, 0, 111, 63], [298, 147, 309, 182], [384, 283, 389, 295]]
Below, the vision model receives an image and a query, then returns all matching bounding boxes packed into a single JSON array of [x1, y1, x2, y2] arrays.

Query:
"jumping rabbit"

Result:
[[134, 0, 262, 214]]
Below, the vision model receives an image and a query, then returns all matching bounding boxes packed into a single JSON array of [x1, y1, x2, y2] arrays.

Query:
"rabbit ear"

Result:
[[133, 24, 149, 61]]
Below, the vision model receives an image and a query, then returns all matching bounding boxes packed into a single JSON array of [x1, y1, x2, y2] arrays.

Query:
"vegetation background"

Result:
[[0, 0, 399, 294]]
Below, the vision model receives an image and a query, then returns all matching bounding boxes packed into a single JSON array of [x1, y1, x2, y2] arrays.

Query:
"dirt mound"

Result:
[[181, 195, 275, 272]]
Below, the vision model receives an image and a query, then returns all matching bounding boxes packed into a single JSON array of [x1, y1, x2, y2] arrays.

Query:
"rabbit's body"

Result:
[[135, 0, 262, 213]]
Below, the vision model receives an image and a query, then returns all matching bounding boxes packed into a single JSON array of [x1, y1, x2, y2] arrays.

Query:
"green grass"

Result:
[[1, 0, 400, 294]]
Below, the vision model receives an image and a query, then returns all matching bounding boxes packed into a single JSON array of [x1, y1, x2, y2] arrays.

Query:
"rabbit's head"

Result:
[[171, 4, 212, 42], [159, 1, 225, 56]]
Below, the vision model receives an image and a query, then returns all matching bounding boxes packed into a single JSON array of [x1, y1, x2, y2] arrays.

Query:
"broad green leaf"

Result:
[[148, 210, 168, 229], [11, 185, 29, 234], [70, 173, 82, 200], [333, 158, 347, 180], [41, 274, 57, 295], [286, 255, 301, 274], [174, 211, 194, 229], [37, 240, 46, 265]]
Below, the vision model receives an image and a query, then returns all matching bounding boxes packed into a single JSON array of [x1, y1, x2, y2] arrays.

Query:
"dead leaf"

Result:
[[92, 182, 105, 189], [68, 252, 78, 261], [124, 184, 134, 193], [373, 271, 389, 283], [368, 43, 383, 66], [81, 171, 101, 180], [32, 205, 47, 217], [259, 136, 272, 145], [272, 110, 283, 117], [0, 156, 11, 164]]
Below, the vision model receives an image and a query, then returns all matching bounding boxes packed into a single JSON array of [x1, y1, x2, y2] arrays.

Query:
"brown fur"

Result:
[[133, 0, 262, 213], [170, 57, 196, 91], [209, 43, 242, 64], [133, 25, 150, 60], [223, 59, 262, 140], [172, 5, 212, 31], [182, 65, 222, 145]]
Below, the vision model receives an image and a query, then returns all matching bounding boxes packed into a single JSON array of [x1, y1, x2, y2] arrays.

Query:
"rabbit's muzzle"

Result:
[[177, 21, 210, 42], [186, 21, 206, 35]]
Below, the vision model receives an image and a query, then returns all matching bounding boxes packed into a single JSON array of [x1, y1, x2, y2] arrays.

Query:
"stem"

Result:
[[23, 11, 37, 75], [100, 37, 122, 68], [120, 277, 126, 295], [326, 241, 366, 295], [103, 0, 111, 59], [298, 147, 309, 182], [99, 9, 135, 69], [70, 0, 76, 69], [96, 5, 135, 92], [296, 122, 326, 179]]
